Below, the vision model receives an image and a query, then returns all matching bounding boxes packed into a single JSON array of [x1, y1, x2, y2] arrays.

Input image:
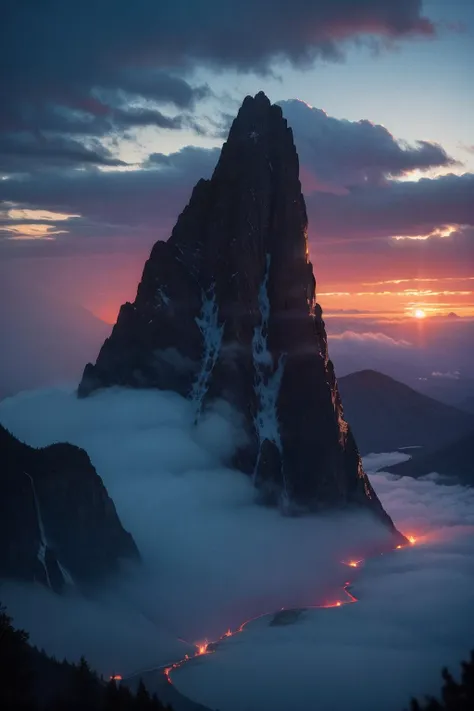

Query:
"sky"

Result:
[[1, 0, 473, 396]]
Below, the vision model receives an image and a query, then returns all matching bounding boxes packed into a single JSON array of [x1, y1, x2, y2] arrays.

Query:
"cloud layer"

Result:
[[0, 386, 471, 711], [0, 0, 434, 176], [0, 387, 392, 674], [3, 100, 471, 254], [170, 456, 474, 711]]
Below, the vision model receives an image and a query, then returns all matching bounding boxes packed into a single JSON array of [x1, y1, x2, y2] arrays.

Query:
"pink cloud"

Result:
[[328, 331, 412, 347]]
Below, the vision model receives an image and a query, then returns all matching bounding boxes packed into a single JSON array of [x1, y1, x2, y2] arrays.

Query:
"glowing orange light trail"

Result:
[[161, 535, 417, 686], [117, 536, 421, 686], [342, 559, 363, 568]]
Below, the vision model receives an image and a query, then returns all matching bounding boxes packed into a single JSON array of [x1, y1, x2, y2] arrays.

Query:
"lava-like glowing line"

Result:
[[116, 536, 421, 685], [160, 537, 417, 686], [342, 559, 363, 568]]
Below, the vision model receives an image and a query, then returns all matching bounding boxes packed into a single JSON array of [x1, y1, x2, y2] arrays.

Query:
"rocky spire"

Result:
[[79, 92, 402, 536]]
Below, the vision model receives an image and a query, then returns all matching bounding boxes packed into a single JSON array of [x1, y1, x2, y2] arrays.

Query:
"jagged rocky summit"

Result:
[[79, 92, 401, 536], [0, 424, 139, 592]]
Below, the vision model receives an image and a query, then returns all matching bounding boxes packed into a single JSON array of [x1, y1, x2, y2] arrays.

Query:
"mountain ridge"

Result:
[[78, 92, 402, 539], [338, 369, 474, 455], [0, 423, 139, 591]]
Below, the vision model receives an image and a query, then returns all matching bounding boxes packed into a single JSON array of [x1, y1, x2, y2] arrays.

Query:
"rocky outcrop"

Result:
[[78, 92, 402, 536], [0, 424, 139, 592]]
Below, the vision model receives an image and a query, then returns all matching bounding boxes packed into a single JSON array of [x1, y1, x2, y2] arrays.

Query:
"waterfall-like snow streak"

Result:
[[24, 472, 52, 588], [191, 284, 224, 415], [24, 472, 73, 587], [252, 255, 287, 497], [57, 561, 74, 586]]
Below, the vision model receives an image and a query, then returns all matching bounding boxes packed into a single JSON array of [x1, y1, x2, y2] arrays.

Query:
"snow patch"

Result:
[[156, 288, 170, 307], [24, 471, 52, 588], [190, 285, 224, 415], [24, 471, 72, 588], [252, 255, 286, 497], [57, 561, 75, 586]]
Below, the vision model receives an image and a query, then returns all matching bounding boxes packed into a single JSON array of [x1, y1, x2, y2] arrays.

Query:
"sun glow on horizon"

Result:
[[414, 308, 426, 319]]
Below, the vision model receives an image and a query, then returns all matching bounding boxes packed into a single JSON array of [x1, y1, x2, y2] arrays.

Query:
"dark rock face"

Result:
[[79, 92, 401, 535], [0, 424, 139, 592]]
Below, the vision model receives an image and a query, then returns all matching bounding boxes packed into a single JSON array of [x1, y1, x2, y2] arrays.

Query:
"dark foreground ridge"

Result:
[[2, 601, 473, 711], [0, 424, 139, 591], [78, 92, 401, 535]]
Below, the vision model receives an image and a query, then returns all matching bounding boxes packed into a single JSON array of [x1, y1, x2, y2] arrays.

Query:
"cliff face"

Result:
[[0, 424, 139, 592], [78, 92, 401, 535]]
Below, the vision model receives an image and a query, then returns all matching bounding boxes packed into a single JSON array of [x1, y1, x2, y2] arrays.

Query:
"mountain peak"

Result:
[[78, 95, 402, 540]]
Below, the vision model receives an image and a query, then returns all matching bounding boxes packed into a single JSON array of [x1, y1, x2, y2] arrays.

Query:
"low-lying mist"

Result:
[[171, 457, 474, 711], [0, 386, 393, 676]]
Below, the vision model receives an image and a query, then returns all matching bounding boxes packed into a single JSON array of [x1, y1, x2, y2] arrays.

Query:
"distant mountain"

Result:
[[0, 425, 139, 591], [77, 92, 401, 541], [386, 430, 474, 485], [338, 370, 474, 455], [414, 376, 474, 409]]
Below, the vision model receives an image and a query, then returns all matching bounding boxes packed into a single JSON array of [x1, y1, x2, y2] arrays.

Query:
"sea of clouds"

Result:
[[0, 387, 390, 671], [0, 386, 472, 710], [172, 457, 474, 711]]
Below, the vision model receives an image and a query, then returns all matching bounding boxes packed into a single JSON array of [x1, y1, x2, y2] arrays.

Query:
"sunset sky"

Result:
[[1, 0, 473, 395]]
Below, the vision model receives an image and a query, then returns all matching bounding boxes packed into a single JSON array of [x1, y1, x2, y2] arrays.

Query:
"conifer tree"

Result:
[[0, 603, 36, 711], [135, 678, 151, 710], [410, 651, 474, 711], [68, 655, 102, 711]]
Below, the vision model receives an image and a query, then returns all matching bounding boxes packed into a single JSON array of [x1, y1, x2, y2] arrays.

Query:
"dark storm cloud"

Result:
[[0, 146, 218, 211], [112, 108, 184, 130], [0, 133, 127, 172], [0, 0, 433, 151], [0, 105, 206, 138], [2, 1, 433, 95], [0, 146, 220, 246], [144, 145, 220, 169], [306, 172, 474, 240], [280, 100, 457, 191], [1, 119, 471, 254]]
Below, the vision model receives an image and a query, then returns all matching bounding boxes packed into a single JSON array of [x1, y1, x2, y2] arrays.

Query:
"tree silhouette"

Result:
[[67, 656, 102, 711], [0, 603, 36, 711], [410, 651, 474, 711], [0, 603, 172, 711]]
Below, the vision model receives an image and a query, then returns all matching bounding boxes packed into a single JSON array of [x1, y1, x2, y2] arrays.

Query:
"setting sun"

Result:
[[414, 308, 426, 319]]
